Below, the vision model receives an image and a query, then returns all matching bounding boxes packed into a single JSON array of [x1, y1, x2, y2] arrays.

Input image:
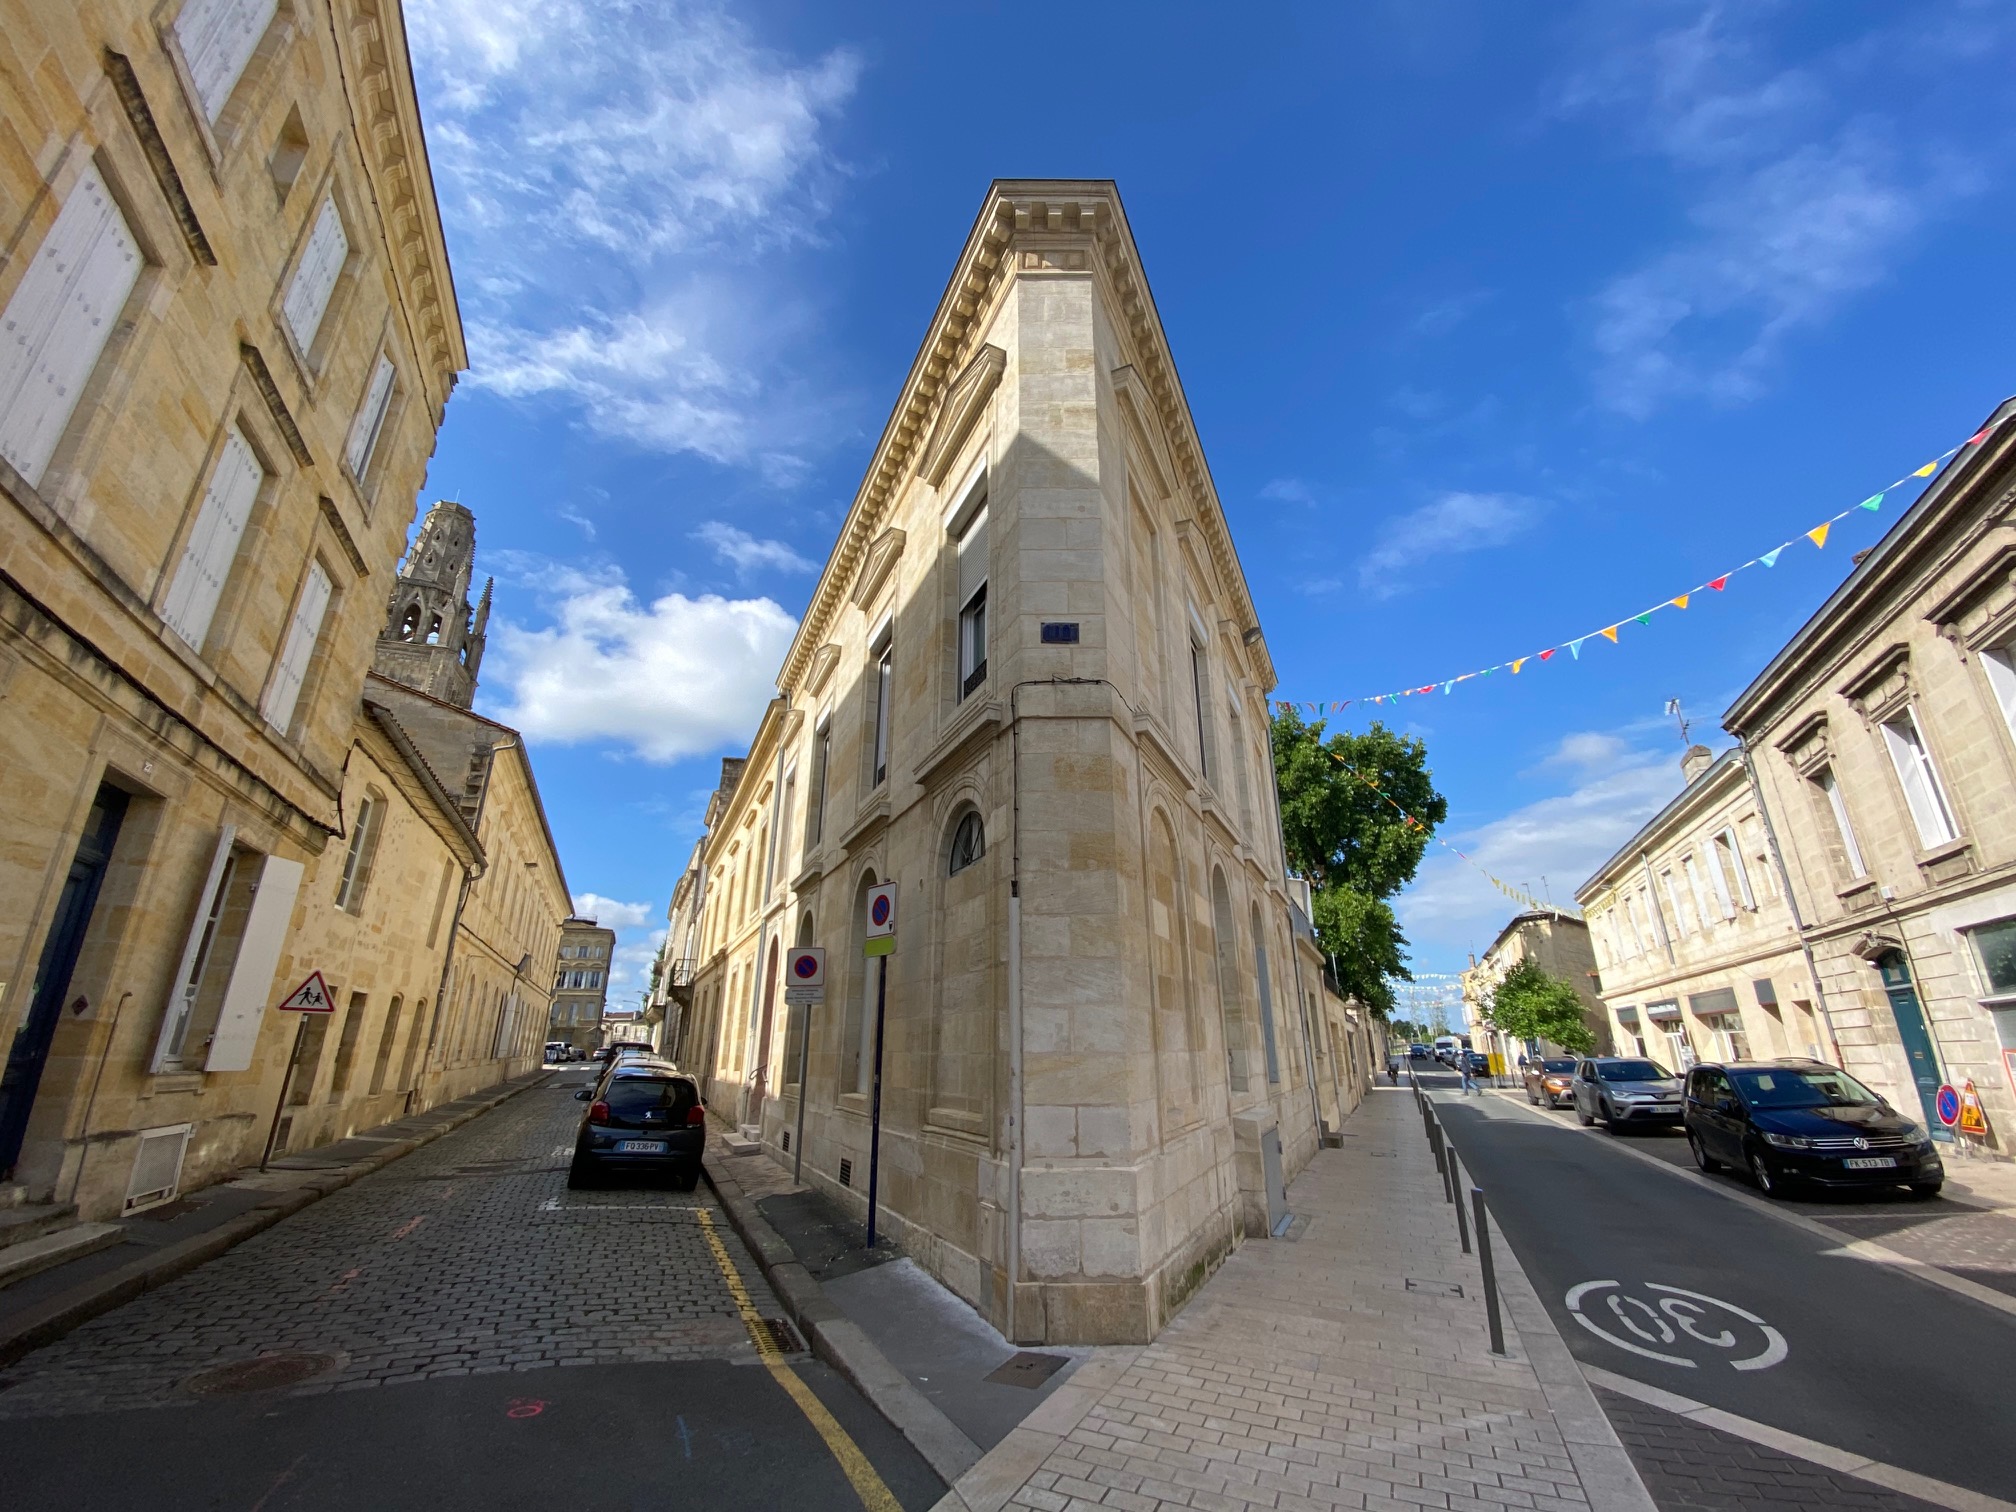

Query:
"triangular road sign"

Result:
[[277, 971, 335, 1013]]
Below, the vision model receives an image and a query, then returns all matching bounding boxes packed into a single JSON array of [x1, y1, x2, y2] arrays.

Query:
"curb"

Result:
[[0, 1071, 548, 1370], [700, 1151, 984, 1489], [1420, 1087, 1661, 1512]]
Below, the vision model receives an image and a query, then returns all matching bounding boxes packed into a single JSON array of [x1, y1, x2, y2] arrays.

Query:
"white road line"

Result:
[[1582, 1364, 2016, 1512], [1449, 1086, 2016, 1322]]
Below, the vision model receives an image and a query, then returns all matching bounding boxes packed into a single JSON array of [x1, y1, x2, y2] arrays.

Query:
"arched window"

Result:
[[425, 614, 442, 645], [398, 603, 421, 641], [948, 810, 985, 875]]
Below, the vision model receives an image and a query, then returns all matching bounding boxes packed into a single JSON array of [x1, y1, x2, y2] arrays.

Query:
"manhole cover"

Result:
[[184, 1351, 339, 1395], [985, 1351, 1068, 1389]]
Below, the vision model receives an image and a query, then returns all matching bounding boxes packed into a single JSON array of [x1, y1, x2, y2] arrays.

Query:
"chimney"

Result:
[[1681, 744, 1713, 784]]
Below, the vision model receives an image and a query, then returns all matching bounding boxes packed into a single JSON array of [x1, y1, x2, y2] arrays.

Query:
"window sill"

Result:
[[915, 696, 1001, 786], [1915, 837, 1976, 885], [838, 793, 891, 853], [1837, 878, 1881, 907], [144, 1072, 205, 1097]]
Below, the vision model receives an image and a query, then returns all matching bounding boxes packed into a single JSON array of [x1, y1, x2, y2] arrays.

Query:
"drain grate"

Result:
[[184, 1351, 339, 1395], [985, 1351, 1068, 1389], [764, 1317, 803, 1353]]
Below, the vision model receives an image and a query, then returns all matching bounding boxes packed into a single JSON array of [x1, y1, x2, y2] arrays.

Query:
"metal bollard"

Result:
[[1472, 1187, 1505, 1355], [1451, 1152, 1470, 1253]]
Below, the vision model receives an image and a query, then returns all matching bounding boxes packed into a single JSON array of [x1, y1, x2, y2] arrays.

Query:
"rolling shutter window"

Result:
[[344, 353, 396, 478], [261, 560, 332, 733], [174, 0, 279, 122], [203, 853, 303, 1072], [161, 426, 264, 649], [0, 166, 143, 487], [282, 196, 348, 349]]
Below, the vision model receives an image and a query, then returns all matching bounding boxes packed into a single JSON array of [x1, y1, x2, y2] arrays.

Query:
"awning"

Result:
[[1646, 1001, 1683, 1022], [1689, 987, 1741, 1019], [1614, 1006, 1640, 1023]]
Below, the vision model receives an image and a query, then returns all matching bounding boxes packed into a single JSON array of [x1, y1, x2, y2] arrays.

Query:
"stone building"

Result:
[[681, 181, 1322, 1345], [1460, 908, 1610, 1068], [0, 0, 464, 1216], [550, 916, 615, 1052], [1724, 399, 2016, 1161], [1575, 748, 1821, 1073]]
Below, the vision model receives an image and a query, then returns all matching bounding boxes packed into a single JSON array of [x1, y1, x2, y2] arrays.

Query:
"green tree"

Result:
[[1485, 958, 1596, 1054], [1271, 710, 1448, 1017]]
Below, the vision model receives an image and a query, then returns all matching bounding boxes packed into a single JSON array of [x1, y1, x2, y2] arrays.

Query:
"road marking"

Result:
[[694, 1206, 901, 1512], [535, 1197, 708, 1212], [1566, 1280, 1786, 1370], [1583, 1363, 2016, 1512], [505, 1397, 546, 1419], [389, 1216, 425, 1240], [676, 1414, 693, 1460], [1458, 1086, 2016, 1323]]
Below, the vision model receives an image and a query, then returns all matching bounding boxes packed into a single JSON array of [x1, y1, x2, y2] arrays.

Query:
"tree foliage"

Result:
[[1270, 711, 1448, 1018], [1485, 958, 1597, 1054]]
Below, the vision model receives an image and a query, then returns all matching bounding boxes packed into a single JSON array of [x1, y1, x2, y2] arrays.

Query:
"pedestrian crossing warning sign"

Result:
[[277, 971, 334, 1013]]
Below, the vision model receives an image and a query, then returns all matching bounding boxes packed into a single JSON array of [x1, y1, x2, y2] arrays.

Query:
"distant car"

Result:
[[569, 1064, 705, 1190], [1460, 1050, 1489, 1075], [544, 1041, 568, 1062], [1523, 1057, 1579, 1108], [1408, 1043, 1430, 1059], [1571, 1057, 1683, 1132], [606, 1040, 656, 1056], [1684, 1060, 1943, 1200]]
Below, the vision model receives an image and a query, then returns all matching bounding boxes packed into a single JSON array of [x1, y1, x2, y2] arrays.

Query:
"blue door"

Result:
[[1876, 953, 1952, 1143]]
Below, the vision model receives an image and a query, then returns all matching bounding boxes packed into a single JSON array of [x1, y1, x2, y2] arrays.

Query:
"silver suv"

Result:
[[1572, 1057, 1683, 1133]]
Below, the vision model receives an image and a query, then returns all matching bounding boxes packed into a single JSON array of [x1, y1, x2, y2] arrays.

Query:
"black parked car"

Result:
[[1684, 1060, 1943, 1200], [569, 1063, 706, 1190], [1460, 1050, 1489, 1075], [1571, 1057, 1683, 1131]]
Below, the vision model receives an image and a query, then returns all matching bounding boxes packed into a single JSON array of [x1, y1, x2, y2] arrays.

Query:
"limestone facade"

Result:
[[1724, 399, 2016, 1161], [1574, 750, 1820, 1075], [550, 917, 615, 1051], [678, 181, 1323, 1345], [1460, 909, 1610, 1069], [0, 0, 467, 1213]]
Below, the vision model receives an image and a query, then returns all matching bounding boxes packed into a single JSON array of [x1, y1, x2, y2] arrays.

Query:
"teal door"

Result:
[[1876, 953, 1952, 1143]]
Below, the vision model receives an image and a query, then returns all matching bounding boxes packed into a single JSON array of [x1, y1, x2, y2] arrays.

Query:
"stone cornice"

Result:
[[778, 181, 1269, 695], [329, 0, 467, 408]]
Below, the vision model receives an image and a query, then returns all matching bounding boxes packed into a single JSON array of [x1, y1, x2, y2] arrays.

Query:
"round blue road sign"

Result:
[[1936, 1084, 1961, 1126]]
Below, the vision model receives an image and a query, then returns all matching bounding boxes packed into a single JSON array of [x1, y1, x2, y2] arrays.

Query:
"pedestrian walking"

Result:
[[1459, 1056, 1477, 1095], [1387, 1054, 1399, 1085]]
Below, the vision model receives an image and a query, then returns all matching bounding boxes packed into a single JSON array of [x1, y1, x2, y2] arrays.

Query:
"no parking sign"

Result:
[[785, 946, 825, 1005], [1935, 1084, 1961, 1127]]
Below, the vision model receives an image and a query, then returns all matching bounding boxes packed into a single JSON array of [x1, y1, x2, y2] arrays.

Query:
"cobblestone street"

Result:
[[0, 1074, 944, 1510]]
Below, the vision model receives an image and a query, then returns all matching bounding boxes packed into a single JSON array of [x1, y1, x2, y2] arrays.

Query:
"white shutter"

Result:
[[161, 425, 263, 649], [282, 196, 348, 349], [1987, 646, 2016, 740], [957, 502, 988, 606], [204, 853, 303, 1072], [1702, 842, 1734, 919], [262, 559, 332, 732], [344, 353, 396, 477], [174, 0, 278, 122], [1883, 713, 1957, 847], [0, 166, 142, 487], [149, 826, 238, 1072], [1819, 769, 1868, 878]]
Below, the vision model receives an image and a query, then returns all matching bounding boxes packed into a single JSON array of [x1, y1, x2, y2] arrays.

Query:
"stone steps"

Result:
[[0, 1203, 77, 1253], [0, 1223, 123, 1290]]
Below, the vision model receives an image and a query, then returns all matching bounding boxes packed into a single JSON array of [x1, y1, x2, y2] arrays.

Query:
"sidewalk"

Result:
[[935, 1085, 1654, 1512], [0, 1069, 548, 1368]]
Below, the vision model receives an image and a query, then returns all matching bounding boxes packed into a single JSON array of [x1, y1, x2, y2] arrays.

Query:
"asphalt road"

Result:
[[1419, 1064, 2016, 1505], [0, 1070, 944, 1511]]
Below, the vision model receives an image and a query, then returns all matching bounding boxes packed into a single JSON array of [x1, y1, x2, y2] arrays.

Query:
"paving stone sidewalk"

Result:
[[936, 1087, 1653, 1512]]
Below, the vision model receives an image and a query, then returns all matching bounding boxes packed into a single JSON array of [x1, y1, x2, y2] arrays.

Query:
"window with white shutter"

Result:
[[0, 166, 143, 487], [261, 559, 332, 732], [344, 353, 396, 480], [203, 853, 303, 1073], [1882, 708, 1959, 847], [161, 425, 264, 650], [282, 195, 348, 351], [174, 0, 280, 123]]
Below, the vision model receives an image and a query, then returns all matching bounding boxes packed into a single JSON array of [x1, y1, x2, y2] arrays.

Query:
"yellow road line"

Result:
[[695, 1207, 903, 1512]]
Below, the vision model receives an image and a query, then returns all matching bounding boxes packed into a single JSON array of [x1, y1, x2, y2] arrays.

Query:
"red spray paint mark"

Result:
[[505, 1398, 547, 1419], [390, 1216, 425, 1240], [325, 1267, 362, 1296]]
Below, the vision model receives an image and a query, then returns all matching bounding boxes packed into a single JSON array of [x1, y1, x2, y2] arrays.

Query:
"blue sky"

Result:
[[401, 0, 2016, 1011]]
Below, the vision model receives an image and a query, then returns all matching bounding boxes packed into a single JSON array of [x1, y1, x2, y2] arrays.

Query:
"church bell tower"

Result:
[[374, 500, 491, 708]]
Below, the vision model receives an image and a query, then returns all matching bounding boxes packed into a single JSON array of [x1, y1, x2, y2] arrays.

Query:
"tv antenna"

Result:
[[1664, 698, 1693, 746]]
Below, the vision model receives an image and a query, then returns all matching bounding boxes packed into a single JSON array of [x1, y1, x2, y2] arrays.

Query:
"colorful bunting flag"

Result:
[[1671, 593, 1690, 610], [1860, 494, 1884, 511], [1913, 461, 1937, 478], [1708, 576, 1728, 591], [1567, 639, 1584, 659], [1601, 626, 1619, 643], [1807, 522, 1830, 549], [1759, 547, 1782, 568], [1539, 649, 1555, 661], [1635, 614, 1651, 626], [1968, 428, 1989, 445], [1511, 658, 1527, 674]]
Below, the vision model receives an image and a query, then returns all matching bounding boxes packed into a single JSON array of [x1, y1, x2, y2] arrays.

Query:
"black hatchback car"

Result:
[[569, 1063, 706, 1190], [1683, 1059, 1943, 1199]]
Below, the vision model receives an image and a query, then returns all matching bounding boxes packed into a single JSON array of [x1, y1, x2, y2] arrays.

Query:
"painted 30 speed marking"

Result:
[[1566, 1280, 1788, 1371]]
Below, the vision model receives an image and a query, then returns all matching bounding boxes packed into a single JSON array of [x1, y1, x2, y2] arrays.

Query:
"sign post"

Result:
[[863, 884, 896, 1247], [785, 947, 825, 1182], [261, 972, 335, 1171]]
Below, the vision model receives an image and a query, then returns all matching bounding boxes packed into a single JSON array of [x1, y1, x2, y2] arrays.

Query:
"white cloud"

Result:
[[405, 0, 861, 468], [1560, 7, 1983, 416], [483, 566, 795, 762], [1360, 492, 1541, 596], [1399, 742, 1682, 953], [1259, 477, 1316, 506], [1412, 291, 1493, 337], [693, 521, 817, 576], [609, 927, 668, 996], [572, 893, 655, 929], [1533, 731, 1631, 771]]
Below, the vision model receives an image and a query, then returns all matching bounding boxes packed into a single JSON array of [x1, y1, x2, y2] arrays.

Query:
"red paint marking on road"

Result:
[[390, 1215, 425, 1240], [325, 1267, 362, 1296], [247, 1451, 308, 1511], [435, 1184, 458, 1202], [505, 1397, 547, 1419]]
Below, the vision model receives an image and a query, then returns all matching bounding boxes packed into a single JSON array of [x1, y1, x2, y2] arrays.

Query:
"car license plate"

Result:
[[617, 1140, 666, 1154], [1842, 1156, 1895, 1169]]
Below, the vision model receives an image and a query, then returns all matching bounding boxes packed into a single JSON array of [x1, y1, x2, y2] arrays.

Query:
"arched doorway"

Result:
[[748, 937, 780, 1126]]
